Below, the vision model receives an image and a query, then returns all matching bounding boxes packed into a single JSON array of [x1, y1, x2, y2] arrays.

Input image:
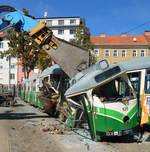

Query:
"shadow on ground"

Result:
[[143, 125, 150, 132], [0, 112, 50, 120], [101, 135, 137, 143], [11, 104, 25, 107]]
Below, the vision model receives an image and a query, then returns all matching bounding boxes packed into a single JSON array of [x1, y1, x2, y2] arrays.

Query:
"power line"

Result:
[[126, 20, 150, 34]]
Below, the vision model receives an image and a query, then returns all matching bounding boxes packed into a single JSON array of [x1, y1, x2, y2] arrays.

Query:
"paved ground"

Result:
[[0, 99, 150, 152], [0, 120, 9, 152]]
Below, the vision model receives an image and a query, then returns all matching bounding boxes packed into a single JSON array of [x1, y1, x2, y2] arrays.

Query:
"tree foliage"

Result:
[[37, 49, 52, 71], [2, 31, 37, 78], [3, 30, 52, 78], [89, 52, 97, 65], [70, 24, 93, 49]]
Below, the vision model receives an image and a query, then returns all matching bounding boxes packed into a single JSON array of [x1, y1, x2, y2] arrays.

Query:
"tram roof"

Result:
[[65, 56, 150, 97], [40, 64, 62, 78], [28, 75, 40, 81], [118, 56, 150, 72]]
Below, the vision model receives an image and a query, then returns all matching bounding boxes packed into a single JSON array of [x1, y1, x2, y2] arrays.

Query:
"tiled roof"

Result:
[[144, 35, 150, 44], [0, 32, 8, 38], [91, 34, 150, 46]]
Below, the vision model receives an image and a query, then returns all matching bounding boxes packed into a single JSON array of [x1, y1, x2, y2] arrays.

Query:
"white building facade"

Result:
[[36, 17, 85, 41], [0, 39, 18, 85]]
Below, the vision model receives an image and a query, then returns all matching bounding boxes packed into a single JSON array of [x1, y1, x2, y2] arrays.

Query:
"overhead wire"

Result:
[[125, 20, 150, 34]]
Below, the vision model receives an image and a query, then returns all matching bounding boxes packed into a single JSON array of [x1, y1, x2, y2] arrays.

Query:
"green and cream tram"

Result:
[[65, 57, 150, 141]]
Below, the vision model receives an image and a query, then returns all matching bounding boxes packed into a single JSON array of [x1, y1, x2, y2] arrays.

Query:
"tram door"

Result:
[[145, 69, 150, 120], [127, 71, 141, 117]]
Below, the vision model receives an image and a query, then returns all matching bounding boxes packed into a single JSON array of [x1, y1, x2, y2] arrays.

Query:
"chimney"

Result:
[[44, 11, 48, 18], [100, 33, 106, 37], [133, 37, 137, 42], [144, 31, 150, 36], [121, 33, 127, 37]]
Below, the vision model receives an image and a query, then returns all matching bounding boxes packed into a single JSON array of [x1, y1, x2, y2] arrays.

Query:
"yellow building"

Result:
[[90, 31, 150, 64]]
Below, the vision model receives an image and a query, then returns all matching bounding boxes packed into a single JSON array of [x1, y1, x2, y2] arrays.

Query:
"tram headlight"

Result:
[[123, 116, 130, 124]]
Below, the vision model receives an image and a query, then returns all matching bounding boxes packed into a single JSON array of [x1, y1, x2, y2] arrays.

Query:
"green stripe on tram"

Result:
[[87, 104, 137, 122]]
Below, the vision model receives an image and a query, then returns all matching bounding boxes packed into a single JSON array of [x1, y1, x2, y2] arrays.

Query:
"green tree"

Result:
[[70, 24, 96, 65], [2, 30, 52, 78], [89, 51, 97, 65], [37, 49, 52, 71], [2, 31, 38, 78], [70, 24, 93, 49]]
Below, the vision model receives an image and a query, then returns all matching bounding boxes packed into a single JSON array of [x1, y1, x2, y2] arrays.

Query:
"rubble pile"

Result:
[[26, 118, 70, 135]]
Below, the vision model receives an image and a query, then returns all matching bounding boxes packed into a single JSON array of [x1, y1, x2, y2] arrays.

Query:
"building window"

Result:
[[70, 19, 76, 25], [113, 50, 118, 57], [94, 49, 99, 57], [58, 29, 64, 35], [70, 29, 75, 35], [10, 65, 15, 69], [122, 50, 126, 57], [0, 65, 3, 69], [46, 20, 52, 26], [10, 73, 15, 80], [0, 42, 3, 48], [58, 20, 64, 25], [105, 50, 110, 57], [141, 50, 145, 57], [132, 50, 137, 57]]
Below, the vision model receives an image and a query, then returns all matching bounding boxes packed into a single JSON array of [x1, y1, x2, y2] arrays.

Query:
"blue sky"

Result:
[[1, 0, 150, 36]]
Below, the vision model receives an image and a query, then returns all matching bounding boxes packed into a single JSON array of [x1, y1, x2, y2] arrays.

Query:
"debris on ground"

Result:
[[3, 99, 150, 152], [42, 128, 49, 132], [49, 128, 64, 135], [32, 129, 36, 134]]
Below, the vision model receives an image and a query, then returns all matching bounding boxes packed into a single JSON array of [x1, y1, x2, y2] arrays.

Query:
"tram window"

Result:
[[92, 77, 134, 102], [95, 66, 121, 83], [29, 85, 31, 91], [33, 80, 36, 91], [127, 72, 140, 95], [147, 69, 150, 75], [50, 75, 60, 89], [130, 78, 139, 94], [65, 78, 70, 89], [145, 75, 150, 94], [44, 77, 49, 82]]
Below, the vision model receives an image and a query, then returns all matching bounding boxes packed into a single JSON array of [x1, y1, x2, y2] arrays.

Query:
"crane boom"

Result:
[[45, 37, 88, 78]]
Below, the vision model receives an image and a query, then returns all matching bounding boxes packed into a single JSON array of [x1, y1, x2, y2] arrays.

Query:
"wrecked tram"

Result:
[[65, 60, 138, 141], [21, 64, 69, 115], [65, 56, 150, 141]]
